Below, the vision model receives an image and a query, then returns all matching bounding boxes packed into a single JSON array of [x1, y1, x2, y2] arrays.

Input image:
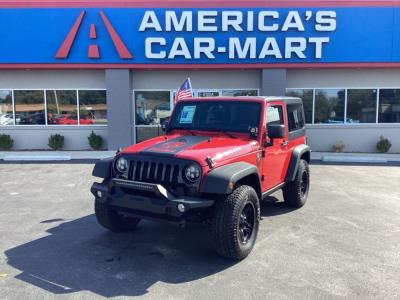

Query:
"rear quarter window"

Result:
[[287, 104, 305, 132]]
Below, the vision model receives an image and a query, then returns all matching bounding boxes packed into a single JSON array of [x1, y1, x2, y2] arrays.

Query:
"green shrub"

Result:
[[376, 135, 392, 153], [48, 134, 64, 150], [88, 131, 103, 150], [0, 134, 13, 150], [332, 140, 345, 153]]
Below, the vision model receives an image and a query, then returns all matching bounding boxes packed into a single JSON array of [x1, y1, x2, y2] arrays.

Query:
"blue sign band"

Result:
[[0, 7, 399, 64]]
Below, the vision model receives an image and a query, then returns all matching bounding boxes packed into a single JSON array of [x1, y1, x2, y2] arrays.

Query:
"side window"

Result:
[[287, 104, 305, 132], [266, 105, 283, 125]]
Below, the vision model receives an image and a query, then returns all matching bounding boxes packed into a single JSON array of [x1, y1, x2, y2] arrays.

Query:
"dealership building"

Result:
[[0, 0, 399, 152]]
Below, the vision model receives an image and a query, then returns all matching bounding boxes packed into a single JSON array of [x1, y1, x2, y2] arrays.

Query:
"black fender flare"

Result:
[[285, 144, 311, 182], [200, 162, 261, 195], [92, 157, 113, 179]]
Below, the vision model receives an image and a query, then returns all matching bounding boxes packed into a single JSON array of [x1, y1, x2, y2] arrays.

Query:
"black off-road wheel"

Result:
[[95, 198, 141, 232], [211, 185, 260, 260], [283, 159, 310, 208]]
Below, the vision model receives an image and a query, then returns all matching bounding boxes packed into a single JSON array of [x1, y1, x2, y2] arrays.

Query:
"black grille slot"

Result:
[[156, 163, 163, 182], [164, 164, 171, 182], [172, 165, 179, 183], [128, 159, 182, 184], [149, 162, 156, 181], [135, 161, 142, 180], [142, 161, 149, 181]]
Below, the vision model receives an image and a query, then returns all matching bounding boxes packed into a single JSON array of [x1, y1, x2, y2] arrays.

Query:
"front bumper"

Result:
[[91, 178, 215, 222]]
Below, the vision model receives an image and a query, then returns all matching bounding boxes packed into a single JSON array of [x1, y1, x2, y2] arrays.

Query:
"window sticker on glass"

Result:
[[179, 106, 196, 123]]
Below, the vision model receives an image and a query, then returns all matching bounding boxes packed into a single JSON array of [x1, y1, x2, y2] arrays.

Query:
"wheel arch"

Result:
[[236, 173, 262, 200], [200, 162, 261, 199], [285, 144, 311, 182], [92, 157, 113, 179]]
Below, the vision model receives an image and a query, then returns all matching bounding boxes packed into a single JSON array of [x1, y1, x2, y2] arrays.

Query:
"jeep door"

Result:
[[262, 102, 289, 190]]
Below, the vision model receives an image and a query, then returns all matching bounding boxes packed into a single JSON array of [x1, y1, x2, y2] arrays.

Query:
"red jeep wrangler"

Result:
[[91, 97, 310, 260]]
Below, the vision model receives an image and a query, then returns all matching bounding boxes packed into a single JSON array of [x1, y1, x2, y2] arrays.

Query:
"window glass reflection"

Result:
[[286, 89, 313, 124], [0, 90, 13, 125], [197, 91, 219, 97], [314, 89, 345, 124], [347, 89, 377, 123], [78, 90, 107, 125], [14, 90, 45, 125], [135, 91, 171, 125], [136, 127, 163, 142], [379, 89, 400, 123], [46, 90, 79, 125]]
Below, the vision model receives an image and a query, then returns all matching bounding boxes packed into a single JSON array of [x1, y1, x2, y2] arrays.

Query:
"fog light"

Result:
[[177, 203, 185, 213], [96, 190, 103, 198]]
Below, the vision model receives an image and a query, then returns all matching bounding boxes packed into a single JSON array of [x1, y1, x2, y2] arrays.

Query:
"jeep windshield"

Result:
[[169, 101, 261, 133]]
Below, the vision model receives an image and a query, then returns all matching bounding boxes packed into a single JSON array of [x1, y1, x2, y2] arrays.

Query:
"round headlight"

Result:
[[184, 163, 201, 183], [116, 157, 128, 173]]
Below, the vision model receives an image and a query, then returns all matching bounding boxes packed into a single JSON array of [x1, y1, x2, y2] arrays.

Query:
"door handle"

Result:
[[281, 141, 288, 147]]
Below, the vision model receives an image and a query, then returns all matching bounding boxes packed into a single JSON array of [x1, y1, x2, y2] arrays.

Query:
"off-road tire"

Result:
[[211, 185, 260, 260], [95, 198, 141, 232], [283, 159, 310, 208]]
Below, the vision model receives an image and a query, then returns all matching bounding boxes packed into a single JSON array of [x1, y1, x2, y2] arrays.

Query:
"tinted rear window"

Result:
[[287, 104, 305, 132]]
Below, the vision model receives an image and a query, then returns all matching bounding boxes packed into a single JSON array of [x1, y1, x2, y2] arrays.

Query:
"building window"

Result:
[[46, 90, 78, 125], [135, 91, 171, 125], [135, 91, 171, 142], [78, 90, 107, 125], [347, 89, 377, 123], [285, 89, 313, 124], [314, 89, 345, 124], [287, 104, 305, 131], [136, 127, 164, 143], [0, 90, 13, 125], [378, 89, 400, 123], [221, 89, 258, 96], [197, 91, 219, 97], [14, 90, 45, 125]]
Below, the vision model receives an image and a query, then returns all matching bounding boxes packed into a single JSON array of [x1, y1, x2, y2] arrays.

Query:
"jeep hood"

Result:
[[122, 134, 260, 166]]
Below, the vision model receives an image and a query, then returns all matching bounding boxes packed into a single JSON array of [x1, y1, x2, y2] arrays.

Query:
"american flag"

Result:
[[175, 78, 193, 103]]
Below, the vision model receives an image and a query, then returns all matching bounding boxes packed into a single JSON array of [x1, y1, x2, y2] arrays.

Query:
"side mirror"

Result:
[[267, 124, 285, 139]]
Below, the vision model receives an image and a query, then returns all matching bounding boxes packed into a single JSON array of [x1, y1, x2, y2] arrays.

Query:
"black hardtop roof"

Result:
[[179, 96, 302, 104]]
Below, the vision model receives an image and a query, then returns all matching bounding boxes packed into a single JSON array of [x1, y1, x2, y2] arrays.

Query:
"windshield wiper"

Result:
[[206, 129, 237, 139], [169, 127, 195, 136]]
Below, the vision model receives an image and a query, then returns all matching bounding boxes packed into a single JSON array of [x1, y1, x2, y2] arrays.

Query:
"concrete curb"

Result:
[[311, 151, 400, 163], [1, 150, 399, 163], [321, 155, 388, 163], [0, 151, 116, 161]]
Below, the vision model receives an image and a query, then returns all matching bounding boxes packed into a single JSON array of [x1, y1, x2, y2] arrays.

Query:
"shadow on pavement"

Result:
[[260, 196, 297, 217], [5, 215, 235, 297], [5, 199, 297, 297]]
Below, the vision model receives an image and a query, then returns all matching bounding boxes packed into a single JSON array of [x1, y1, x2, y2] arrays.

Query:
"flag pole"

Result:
[[188, 77, 193, 96]]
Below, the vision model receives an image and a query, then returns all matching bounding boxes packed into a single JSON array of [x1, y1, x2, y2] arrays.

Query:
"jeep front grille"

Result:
[[128, 160, 181, 184]]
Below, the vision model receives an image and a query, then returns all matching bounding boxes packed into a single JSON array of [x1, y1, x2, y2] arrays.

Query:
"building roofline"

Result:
[[0, 0, 399, 8]]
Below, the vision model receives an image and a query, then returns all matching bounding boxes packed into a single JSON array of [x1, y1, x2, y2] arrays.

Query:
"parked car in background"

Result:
[[0, 113, 14, 125], [48, 114, 93, 125], [19, 112, 46, 125]]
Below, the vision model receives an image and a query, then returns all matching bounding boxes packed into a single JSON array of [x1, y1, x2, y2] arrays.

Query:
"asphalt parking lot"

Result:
[[0, 163, 399, 299]]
